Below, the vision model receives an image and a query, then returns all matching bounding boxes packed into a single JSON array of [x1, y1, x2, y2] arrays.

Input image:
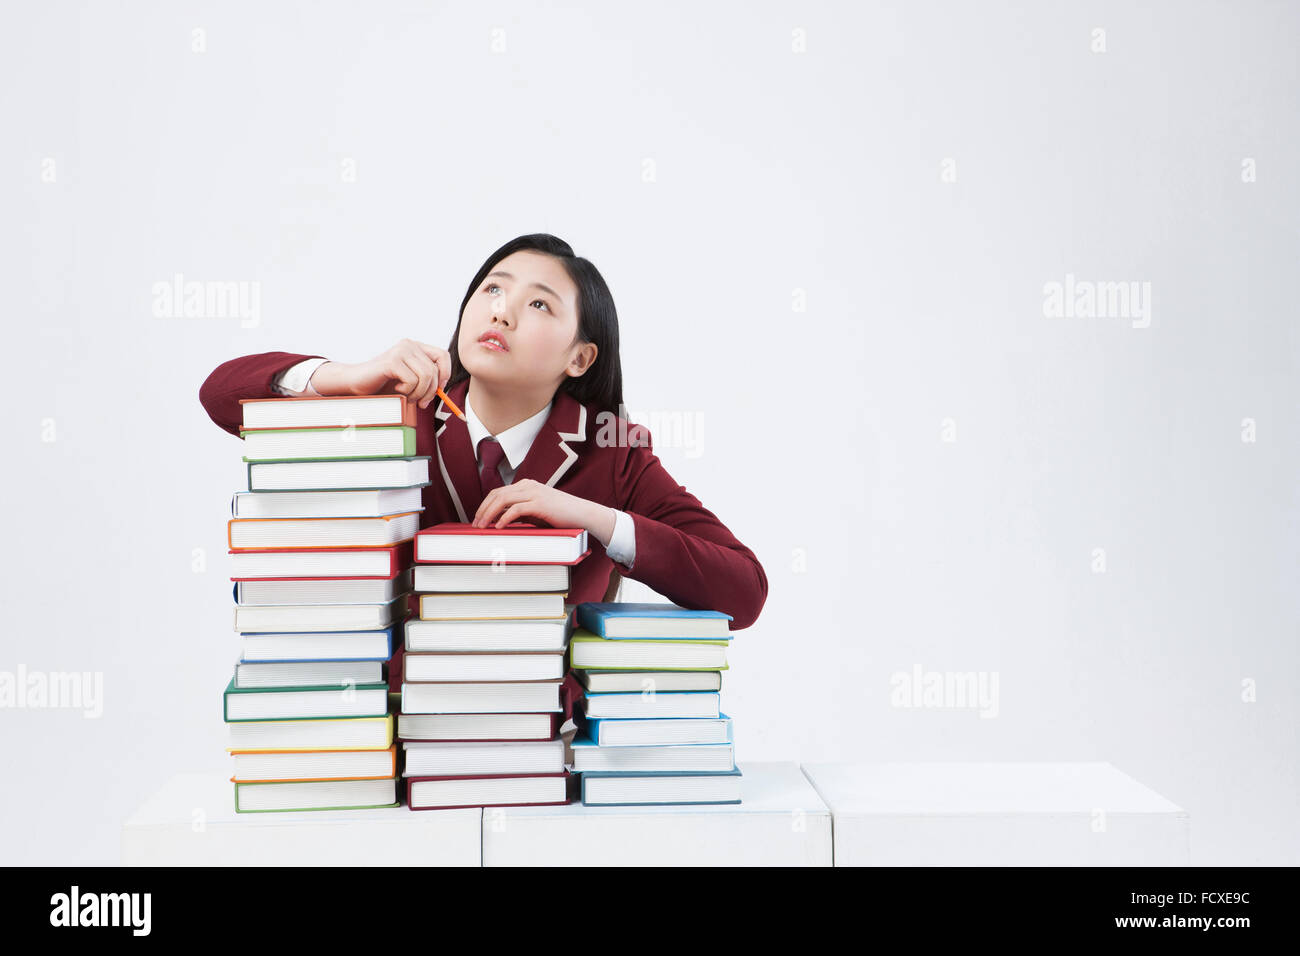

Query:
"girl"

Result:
[[199, 233, 768, 629]]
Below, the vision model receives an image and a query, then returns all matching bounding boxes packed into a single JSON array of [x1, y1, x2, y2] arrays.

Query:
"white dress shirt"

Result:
[[272, 358, 636, 567]]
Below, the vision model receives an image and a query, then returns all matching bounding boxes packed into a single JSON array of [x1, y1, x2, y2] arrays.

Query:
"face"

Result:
[[458, 250, 597, 391]]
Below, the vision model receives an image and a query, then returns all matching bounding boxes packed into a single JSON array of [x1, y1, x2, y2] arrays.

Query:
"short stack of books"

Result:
[[568, 603, 741, 807], [396, 521, 589, 810], [222, 393, 426, 812]]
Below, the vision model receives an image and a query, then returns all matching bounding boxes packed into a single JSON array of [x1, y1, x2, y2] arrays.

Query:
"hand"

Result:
[[310, 338, 451, 409], [472, 479, 616, 543]]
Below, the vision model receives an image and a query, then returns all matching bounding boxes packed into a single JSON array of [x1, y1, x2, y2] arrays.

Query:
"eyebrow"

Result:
[[486, 270, 565, 307]]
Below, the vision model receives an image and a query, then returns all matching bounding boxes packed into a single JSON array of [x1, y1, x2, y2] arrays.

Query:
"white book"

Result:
[[402, 739, 565, 777], [233, 597, 404, 633], [582, 691, 721, 719], [412, 563, 569, 592], [229, 512, 419, 549], [231, 487, 423, 518], [248, 456, 430, 492], [406, 617, 571, 652], [226, 716, 392, 752], [572, 742, 735, 773], [233, 660, 383, 689], [401, 680, 563, 714], [397, 713, 559, 741], [236, 570, 411, 606], [231, 748, 395, 782], [242, 426, 412, 462], [418, 593, 566, 620], [402, 652, 565, 683], [240, 630, 393, 662]]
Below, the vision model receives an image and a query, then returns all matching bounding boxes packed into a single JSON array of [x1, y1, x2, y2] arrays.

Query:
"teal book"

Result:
[[580, 768, 743, 807], [240, 425, 417, 463], [223, 677, 388, 722]]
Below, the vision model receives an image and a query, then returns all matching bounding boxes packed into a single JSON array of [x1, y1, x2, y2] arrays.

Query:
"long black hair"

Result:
[[445, 234, 625, 418]]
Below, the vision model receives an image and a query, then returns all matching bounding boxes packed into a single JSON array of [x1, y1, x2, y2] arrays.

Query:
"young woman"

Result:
[[199, 234, 768, 629]]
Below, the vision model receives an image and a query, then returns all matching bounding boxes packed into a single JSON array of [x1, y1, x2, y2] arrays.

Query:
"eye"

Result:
[[484, 282, 551, 312]]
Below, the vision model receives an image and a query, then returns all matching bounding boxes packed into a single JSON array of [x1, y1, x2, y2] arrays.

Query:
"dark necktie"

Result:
[[478, 437, 507, 496]]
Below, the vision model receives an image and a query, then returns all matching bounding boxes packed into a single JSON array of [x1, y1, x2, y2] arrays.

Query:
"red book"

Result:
[[414, 522, 591, 565], [405, 770, 579, 810], [229, 540, 413, 581]]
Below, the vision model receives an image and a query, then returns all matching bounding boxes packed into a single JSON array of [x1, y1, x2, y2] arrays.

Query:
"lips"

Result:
[[478, 331, 509, 352]]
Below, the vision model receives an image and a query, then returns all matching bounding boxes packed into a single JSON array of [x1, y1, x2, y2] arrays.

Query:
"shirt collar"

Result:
[[463, 391, 553, 471]]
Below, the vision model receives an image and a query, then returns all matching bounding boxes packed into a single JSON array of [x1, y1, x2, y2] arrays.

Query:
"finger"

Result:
[[418, 344, 452, 392], [406, 352, 440, 409], [398, 354, 432, 407], [386, 354, 420, 395], [476, 486, 521, 527], [473, 489, 500, 527], [494, 503, 523, 528]]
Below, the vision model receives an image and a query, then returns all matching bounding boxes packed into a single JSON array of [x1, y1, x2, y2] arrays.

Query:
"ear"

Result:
[[565, 341, 598, 379]]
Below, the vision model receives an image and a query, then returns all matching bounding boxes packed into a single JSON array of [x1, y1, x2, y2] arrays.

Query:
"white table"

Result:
[[802, 761, 1191, 866], [481, 761, 832, 866]]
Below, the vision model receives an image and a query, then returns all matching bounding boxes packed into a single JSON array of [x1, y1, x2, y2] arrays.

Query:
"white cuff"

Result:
[[604, 508, 637, 568], [272, 358, 329, 397]]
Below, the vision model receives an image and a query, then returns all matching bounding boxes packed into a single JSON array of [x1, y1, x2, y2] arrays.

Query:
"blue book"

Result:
[[576, 602, 732, 640], [580, 768, 743, 806], [238, 626, 395, 663], [582, 714, 733, 747]]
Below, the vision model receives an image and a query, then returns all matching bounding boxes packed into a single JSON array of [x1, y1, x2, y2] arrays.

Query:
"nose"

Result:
[[488, 297, 516, 328]]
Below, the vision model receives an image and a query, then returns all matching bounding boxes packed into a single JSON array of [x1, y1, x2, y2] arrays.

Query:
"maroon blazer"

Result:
[[199, 351, 768, 629]]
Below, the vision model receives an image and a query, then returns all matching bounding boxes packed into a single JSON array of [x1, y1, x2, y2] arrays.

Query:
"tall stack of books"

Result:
[[568, 603, 741, 807], [396, 522, 587, 811], [222, 393, 425, 813]]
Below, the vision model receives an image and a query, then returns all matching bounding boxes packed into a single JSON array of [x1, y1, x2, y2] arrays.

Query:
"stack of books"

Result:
[[568, 603, 741, 807], [396, 521, 588, 810], [222, 393, 426, 812]]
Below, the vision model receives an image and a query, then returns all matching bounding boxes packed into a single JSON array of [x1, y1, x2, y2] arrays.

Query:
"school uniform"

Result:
[[199, 351, 768, 629]]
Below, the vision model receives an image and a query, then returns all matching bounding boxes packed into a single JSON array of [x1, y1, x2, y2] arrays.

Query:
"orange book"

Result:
[[239, 392, 418, 430]]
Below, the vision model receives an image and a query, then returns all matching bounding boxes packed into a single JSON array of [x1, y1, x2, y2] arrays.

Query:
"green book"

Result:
[[233, 778, 399, 813], [569, 629, 729, 672], [240, 425, 417, 463], [223, 677, 389, 721]]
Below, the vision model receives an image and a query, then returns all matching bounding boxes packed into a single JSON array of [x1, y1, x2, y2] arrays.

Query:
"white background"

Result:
[[2, 0, 1296, 865]]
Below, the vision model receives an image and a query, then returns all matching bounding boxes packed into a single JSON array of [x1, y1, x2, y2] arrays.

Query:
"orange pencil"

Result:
[[436, 385, 466, 421]]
